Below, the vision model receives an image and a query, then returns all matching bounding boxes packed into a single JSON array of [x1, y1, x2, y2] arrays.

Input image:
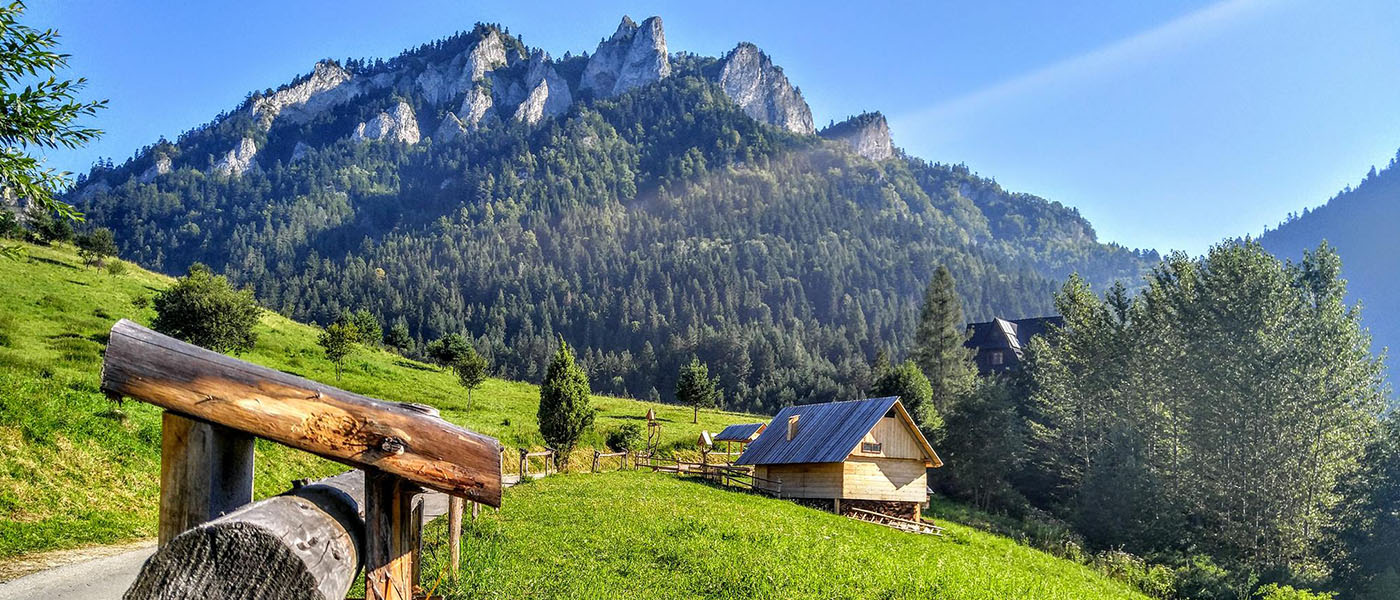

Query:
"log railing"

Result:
[[591, 450, 629, 473], [101, 319, 502, 600]]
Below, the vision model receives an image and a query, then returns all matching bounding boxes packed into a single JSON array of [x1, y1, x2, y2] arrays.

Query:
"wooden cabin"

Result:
[[736, 397, 942, 521]]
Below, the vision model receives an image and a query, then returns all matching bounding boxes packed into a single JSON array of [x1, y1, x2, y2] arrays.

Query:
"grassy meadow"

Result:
[[0, 241, 758, 559], [419, 471, 1150, 600]]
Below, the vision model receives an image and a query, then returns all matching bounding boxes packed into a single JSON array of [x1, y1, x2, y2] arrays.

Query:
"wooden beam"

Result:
[[126, 470, 365, 600], [157, 412, 254, 546], [101, 319, 502, 506]]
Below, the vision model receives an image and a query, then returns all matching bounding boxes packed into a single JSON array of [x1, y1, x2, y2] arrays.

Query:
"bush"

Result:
[[426, 333, 471, 366], [1091, 550, 1176, 599], [1253, 584, 1334, 600], [606, 423, 643, 453], [105, 260, 127, 276], [151, 263, 261, 354], [76, 227, 117, 266], [1174, 555, 1250, 600]]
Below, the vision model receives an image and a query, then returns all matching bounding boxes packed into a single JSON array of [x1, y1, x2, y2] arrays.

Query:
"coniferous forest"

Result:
[[71, 27, 1155, 415]]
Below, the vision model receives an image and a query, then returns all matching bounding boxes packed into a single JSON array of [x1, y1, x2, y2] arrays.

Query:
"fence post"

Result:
[[519, 448, 528, 479], [448, 496, 463, 577], [157, 412, 255, 546], [592, 451, 600, 473], [364, 469, 421, 600]]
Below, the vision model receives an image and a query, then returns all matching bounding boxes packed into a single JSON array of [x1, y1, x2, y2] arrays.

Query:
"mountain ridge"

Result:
[[67, 15, 1158, 413]]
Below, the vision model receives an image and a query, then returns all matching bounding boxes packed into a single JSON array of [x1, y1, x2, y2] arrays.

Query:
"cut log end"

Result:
[[123, 522, 328, 600]]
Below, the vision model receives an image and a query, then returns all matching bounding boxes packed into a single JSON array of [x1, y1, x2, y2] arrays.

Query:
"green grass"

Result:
[[416, 471, 1149, 600], [0, 241, 758, 559]]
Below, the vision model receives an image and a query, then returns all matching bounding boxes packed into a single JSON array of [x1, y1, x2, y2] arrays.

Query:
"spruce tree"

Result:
[[537, 338, 594, 468], [911, 265, 977, 413]]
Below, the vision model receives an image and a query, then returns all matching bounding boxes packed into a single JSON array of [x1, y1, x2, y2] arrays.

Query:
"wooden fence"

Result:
[[638, 454, 782, 498], [101, 319, 502, 600]]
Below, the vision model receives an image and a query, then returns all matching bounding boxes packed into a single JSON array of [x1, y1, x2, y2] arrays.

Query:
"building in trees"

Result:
[[963, 316, 1062, 374], [737, 397, 942, 521]]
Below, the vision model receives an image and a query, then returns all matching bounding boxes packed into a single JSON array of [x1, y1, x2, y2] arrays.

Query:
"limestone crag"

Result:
[[819, 112, 894, 161], [213, 137, 259, 177], [251, 61, 360, 129], [290, 141, 312, 162], [434, 112, 467, 143], [417, 30, 510, 104], [512, 51, 572, 125], [579, 16, 669, 98], [459, 84, 497, 129], [352, 101, 421, 145], [717, 43, 814, 135], [138, 154, 172, 183]]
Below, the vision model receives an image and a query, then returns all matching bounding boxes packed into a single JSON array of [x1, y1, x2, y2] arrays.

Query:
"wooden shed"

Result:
[[736, 397, 942, 521]]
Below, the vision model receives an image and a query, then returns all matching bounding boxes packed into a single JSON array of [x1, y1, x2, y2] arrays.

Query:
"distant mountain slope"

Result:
[[69, 16, 1156, 414], [1259, 154, 1400, 393]]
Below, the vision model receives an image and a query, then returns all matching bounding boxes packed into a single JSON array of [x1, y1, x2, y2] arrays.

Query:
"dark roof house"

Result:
[[964, 316, 1063, 374], [714, 422, 766, 443]]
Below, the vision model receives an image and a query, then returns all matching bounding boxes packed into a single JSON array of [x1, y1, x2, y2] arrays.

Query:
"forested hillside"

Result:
[[69, 17, 1155, 414], [1259, 153, 1400, 397]]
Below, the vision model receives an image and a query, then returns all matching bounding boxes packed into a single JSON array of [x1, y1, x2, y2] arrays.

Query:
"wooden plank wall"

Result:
[[840, 457, 928, 502]]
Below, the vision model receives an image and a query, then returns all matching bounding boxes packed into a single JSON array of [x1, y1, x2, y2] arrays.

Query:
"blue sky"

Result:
[[28, 1, 1400, 255]]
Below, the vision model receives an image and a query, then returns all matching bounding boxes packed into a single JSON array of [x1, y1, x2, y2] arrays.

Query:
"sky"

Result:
[[27, 0, 1400, 255]]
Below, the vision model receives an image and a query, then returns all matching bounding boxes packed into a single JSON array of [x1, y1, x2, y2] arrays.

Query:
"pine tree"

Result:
[[537, 338, 594, 468], [911, 265, 977, 414]]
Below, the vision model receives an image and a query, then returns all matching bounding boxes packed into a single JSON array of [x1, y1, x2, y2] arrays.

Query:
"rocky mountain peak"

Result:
[[251, 60, 359, 130], [820, 112, 894, 161], [352, 101, 421, 145], [718, 43, 814, 135], [580, 15, 670, 98], [513, 50, 573, 125]]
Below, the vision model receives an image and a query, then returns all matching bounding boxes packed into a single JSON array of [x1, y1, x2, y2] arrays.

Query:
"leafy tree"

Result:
[[75, 226, 116, 266], [26, 204, 71, 243], [676, 357, 719, 424], [384, 317, 413, 351], [345, 309, 381, 347], [151, 263, 261, 354], [911, 265, 977, 414], [537, 338, 593, 467], [1026, 241, 1385, 574], [606, 423, 643, 453], [1331, 416, 1400, 600], [870, 359, 939, 435], [426, 333, 471, 367], [318, 322, 357, 381], [0, 1, 106, 222], [452, 343, 489, 409], [936, 376, 1024, 510]]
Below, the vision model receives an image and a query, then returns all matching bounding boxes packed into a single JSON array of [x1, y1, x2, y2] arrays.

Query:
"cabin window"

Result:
[[862, 442, 882, 454], [990, 351, 1004, 366], [787, 415, 799, 440]]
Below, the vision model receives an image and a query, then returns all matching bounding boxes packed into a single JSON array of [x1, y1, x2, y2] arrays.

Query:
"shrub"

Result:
[[151, 263, 261, 354], [76, 227, 117, 266], [105, 260, 126, 276], [1253, 584, 1334, 600], [606, 423, 643, 453], [426, 333, 470, 367]]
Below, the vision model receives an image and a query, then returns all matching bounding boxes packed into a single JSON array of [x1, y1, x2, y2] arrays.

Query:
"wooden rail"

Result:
[[101, 319, 503, 600], [518, 448, 556, 478], [591, 450, 629, 473], [640, 454, 781, 497]]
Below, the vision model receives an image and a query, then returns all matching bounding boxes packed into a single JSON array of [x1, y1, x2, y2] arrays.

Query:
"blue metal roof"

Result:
[[736, 397, 905, 466], [714, 422, 766, 442]]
